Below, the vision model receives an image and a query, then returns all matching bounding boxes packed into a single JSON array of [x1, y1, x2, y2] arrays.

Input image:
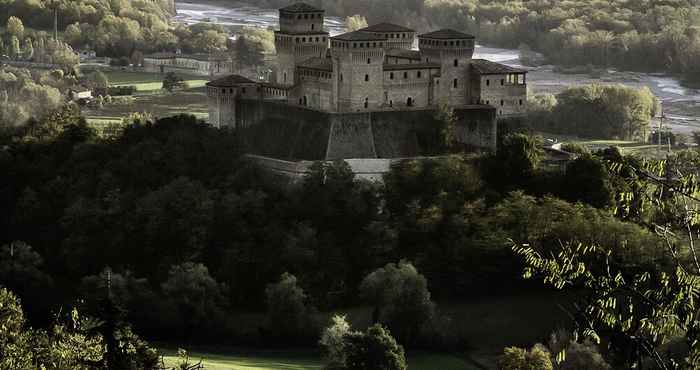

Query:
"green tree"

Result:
[[10, 36, 21, 60], [234, 35, 264, 71], [360, 260, 435, 344], [88, 70, 110, 90], [320, 314, 353, 370], [162, 71, 184, 92], [484, 133, 543, 192], [7, 16, 25, 39], [161, 262, 226, 340], [265, 272, 315, 341], [562, 154, 615, 208]]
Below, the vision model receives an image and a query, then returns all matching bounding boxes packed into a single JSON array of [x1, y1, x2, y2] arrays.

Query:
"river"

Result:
[[175, 1, 700, 134]]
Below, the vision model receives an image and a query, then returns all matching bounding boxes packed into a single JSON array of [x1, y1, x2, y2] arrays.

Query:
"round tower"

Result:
[[275, 3, 329, 86], [418, 29, 475, 106], [330, 31, 386, 112]]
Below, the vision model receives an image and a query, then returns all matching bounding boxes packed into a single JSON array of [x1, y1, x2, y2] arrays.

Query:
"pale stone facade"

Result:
[[207, 2, 527, 130], [144, 52, 233, 76]]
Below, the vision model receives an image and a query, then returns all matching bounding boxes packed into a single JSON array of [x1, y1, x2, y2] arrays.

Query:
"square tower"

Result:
[[274, 2, 330, 86], [418, 29, 475, 107]]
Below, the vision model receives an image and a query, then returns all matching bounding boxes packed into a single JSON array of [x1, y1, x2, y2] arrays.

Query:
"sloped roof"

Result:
[[383, 63, 440, 71], [206, 74, 257, 87], [280, 2, 323, 12], [360, 23, 415, 33], [331, 30, 386, 41], [419, 29, 475, 39], [297, 56, 333, 71], [385, 49, 422, 60], [470, 59, 526, 74]]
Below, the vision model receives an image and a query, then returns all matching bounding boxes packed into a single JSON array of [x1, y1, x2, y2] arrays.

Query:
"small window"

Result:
[[404, 72, 408, 79], [365, 74, 369, 82], [367, 58, 371, 64], [311, 24, 315, 30], [501, 79, 504, 86], [242, 87, 246, 93], [417, 71, 422, 78], [364, 98, 368, 108], [390, 72, 394, 80], [390, 100, 393, 107], [486, 79, 490, 86], [453, 79, 458, 88], [519, 99, 523, 105], [407, 97, 413, 107], [454, 59, 458, 67], [500, 100, 504, 106]]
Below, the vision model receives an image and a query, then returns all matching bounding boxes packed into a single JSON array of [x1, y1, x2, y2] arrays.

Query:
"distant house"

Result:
[[143, 52, 233, 76], [69, 87, 93, 102]]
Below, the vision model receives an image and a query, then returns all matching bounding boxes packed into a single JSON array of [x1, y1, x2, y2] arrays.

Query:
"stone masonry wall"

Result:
[[235, 100, 496, 160]]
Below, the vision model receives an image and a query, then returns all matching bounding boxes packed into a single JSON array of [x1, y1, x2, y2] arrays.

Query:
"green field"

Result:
[[104, 71, 209, 92], [160, 350, 479, 370]]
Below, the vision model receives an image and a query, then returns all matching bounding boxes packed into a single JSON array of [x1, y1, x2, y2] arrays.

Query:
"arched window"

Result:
[[406, 97, 413, 107], [365, 74, 369, 82]]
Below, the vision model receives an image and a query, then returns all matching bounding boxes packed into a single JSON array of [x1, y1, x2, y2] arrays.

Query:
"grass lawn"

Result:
[[104, 71, 208, 92], [160, 349, 479, 370]]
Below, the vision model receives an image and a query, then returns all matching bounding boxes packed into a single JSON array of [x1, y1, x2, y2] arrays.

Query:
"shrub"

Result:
[[344, 325, 407, 370], [498, 344, 553, 370]]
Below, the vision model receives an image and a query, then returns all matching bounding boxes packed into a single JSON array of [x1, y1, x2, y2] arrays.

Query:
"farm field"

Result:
[[160, 349, 479, 370], [104, 70, 209, 92]]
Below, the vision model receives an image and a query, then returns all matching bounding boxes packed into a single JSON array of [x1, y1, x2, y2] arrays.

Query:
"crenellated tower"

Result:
[[330, 31, 387, 112], [418, 29, 475, 106], [274, 3, 329, 86]]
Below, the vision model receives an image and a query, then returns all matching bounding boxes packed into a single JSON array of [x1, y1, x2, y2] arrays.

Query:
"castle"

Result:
[[206, 2, 527, 163]]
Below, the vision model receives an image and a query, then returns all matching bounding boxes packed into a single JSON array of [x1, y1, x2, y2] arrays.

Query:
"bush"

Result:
[[344, 325, 407, 370], [548, 330, 610, 370], [498, 344, 553, 370]]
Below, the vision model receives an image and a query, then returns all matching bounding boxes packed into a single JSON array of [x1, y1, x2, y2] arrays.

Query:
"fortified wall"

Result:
[[236, 100, 497, 161]]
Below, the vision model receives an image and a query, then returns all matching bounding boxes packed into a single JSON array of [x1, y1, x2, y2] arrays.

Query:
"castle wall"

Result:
[[336, 49, 385, 112], [233, 100, 496, 160], [476, 75, 527, 117], [382, 68, 436, 108]]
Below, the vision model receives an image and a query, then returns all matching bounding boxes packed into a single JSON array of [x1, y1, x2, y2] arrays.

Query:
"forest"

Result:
[[3, 99, 700, 368]]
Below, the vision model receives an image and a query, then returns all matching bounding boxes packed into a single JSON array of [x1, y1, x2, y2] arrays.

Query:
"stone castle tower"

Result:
[[418, 30, 475, 106], [331, 32, 386, 111], [274, 3, 329, 86]]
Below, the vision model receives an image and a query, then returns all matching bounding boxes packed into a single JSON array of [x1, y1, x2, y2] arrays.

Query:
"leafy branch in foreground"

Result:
[[513, 153, 700, 369]]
